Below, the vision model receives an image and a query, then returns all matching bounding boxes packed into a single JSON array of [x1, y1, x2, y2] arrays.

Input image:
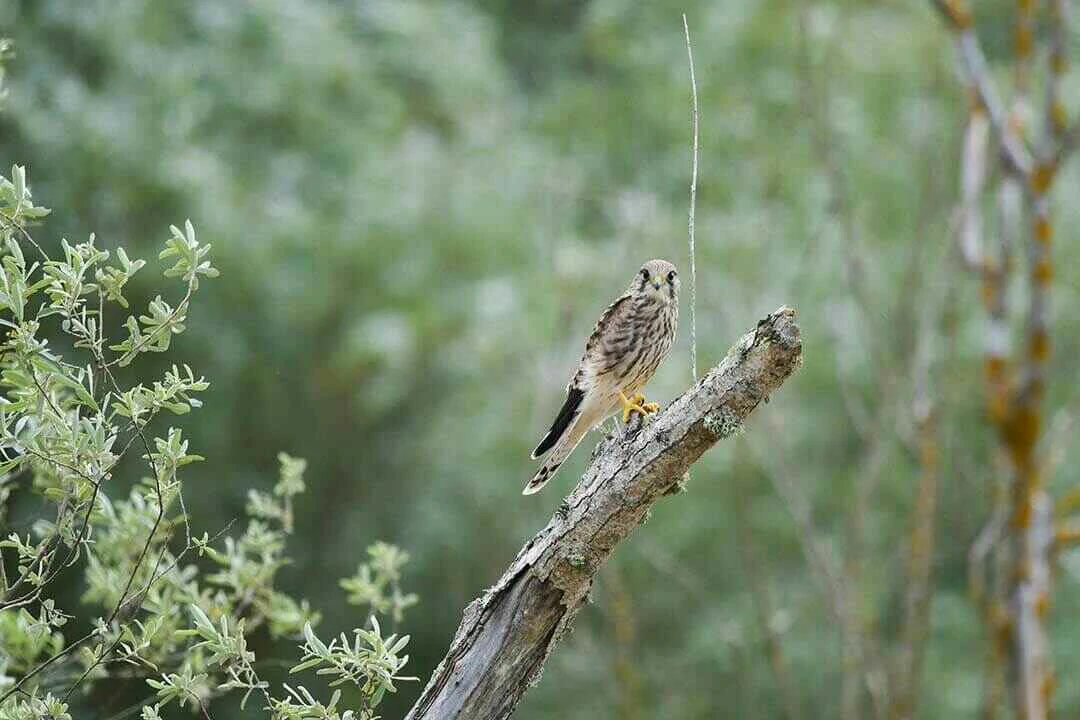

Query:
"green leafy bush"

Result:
[[0, 164, 416, 719]]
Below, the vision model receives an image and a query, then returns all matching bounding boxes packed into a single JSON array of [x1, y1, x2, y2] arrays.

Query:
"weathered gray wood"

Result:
[[406, 306, 803, 720]]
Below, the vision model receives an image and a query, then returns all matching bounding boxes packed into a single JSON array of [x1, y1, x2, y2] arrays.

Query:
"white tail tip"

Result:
[[522, 480, 546, 495]]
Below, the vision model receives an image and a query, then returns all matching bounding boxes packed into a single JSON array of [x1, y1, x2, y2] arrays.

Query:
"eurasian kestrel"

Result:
[[525, 259, 680, 494]]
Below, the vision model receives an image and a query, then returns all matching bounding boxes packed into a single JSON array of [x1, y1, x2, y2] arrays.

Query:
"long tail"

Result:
[[523, 413, 593, 495], [532, 388, 584, 459]]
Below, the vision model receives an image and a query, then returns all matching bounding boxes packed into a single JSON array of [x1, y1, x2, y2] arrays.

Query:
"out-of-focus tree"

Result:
[[930, 0, 1080, 716]]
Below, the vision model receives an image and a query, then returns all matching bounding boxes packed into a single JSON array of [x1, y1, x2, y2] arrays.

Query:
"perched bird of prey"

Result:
[[525, 259, 680, 495]]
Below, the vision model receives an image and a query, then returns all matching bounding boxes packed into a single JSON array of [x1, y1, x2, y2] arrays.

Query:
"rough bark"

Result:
[[405, 306, 803, 720]]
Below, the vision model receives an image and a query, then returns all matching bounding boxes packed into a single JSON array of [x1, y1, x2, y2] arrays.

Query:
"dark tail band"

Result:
[[531, 387, 584, 459]]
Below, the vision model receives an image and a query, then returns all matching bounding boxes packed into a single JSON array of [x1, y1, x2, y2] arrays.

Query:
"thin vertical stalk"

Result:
[[682, 13, 699, 384]]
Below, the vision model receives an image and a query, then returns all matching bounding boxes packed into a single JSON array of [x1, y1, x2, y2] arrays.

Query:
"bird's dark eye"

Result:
[[640, 268, 650, 281], [667, 271, 677, 283]]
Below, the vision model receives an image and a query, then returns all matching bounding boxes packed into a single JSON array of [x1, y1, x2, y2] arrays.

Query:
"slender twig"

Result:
[[682, 13, 699, 383], [0, 212, 50, 263], [103, 279, 195, 369]]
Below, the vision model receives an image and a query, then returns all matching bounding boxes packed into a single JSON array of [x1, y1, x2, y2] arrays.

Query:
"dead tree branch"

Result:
[[405, 307, 802, 720]]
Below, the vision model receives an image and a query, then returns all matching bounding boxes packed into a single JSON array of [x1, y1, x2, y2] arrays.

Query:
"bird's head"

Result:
[[632, 259, 679, 305]]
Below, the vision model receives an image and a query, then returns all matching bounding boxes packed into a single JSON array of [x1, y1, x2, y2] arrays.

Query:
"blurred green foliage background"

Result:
[[3, 0, 1080, 717]]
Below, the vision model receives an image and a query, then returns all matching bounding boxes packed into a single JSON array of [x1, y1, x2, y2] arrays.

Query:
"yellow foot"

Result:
[[631, 392, 660, 414], [619, 391, 660, 423]]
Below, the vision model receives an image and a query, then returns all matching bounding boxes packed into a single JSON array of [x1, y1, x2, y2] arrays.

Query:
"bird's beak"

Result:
[[652, 279, 662, 290]]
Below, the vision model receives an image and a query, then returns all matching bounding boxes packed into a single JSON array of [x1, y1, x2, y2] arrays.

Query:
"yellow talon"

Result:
[[631, 392, 660, 414], [618, 391, 646, 423], [619, 391, 659, 423]]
